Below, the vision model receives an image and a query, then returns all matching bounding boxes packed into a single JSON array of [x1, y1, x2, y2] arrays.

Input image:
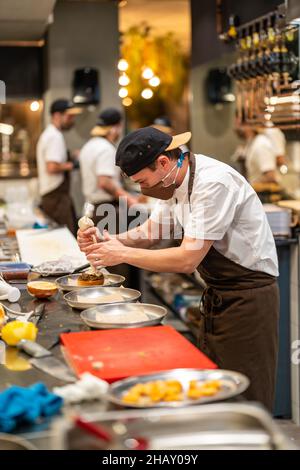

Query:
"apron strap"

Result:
[[187, 152, 196, 209]]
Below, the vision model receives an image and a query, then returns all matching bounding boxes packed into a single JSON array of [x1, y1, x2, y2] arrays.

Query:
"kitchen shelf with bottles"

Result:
[[223, 4, 300, 131]]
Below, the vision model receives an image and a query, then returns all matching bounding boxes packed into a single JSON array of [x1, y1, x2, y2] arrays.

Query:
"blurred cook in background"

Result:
[[37, 99, 82, 234], [152, 116, 189, 154], [231, 117, 288, 186], [264, 124, 288, 175], [79, 108, 138, 231]]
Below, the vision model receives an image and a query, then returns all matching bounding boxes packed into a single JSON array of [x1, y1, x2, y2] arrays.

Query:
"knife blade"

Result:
[[30, 356, 76, 382], [17, 339, 51, 357], [0, 340, 5, 365]]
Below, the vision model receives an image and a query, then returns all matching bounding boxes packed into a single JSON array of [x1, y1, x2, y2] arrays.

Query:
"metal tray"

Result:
[[56, 272, 125, 292], [108, 368, 250, 408], [51, 403, 297, 450], [64, 287, 141, 310], [80, 302, 167, 328]]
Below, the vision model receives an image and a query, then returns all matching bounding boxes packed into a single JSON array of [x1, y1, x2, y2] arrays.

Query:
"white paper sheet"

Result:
[[16, 227, 87, 266]]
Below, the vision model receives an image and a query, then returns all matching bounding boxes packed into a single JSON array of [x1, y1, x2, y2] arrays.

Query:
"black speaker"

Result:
[[72, 67, 100, 105], [205, 68, 234, 104]]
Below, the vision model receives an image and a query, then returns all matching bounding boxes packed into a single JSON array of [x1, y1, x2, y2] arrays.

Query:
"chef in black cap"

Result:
[[37, 99, 82, 234], [79, 108, 138, 227], [77, 126, 279, 411]]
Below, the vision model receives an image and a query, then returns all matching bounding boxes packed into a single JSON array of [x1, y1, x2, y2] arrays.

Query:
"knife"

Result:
[[30, 356, 76, 383], [0, 340, 5, 365], [17, 339, 76, 383]]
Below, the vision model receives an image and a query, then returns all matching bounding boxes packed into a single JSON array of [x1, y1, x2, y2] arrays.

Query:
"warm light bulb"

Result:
[[0, 123, 14, 135], [149, 76, 160, 87], [119, 87, 128, 98], [119, 74, 130, 86], [141, 88, 153, 100], [30, 101, 40, 112], [122, 97, 133, 107], [118, 59, 129, 72], [142, 67, 154, 80]]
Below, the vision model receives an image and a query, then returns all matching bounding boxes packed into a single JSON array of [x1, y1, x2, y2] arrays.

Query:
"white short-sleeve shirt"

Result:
[[264, 127, 286, 156], [79, 137, 121, 204], [37, 124, 67, 196], [245, 134, 277, 184], [150, 154, 278, 277]]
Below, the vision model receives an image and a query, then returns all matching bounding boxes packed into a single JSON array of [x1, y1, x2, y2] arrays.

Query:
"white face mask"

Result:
[[161, 162, 181, 188]]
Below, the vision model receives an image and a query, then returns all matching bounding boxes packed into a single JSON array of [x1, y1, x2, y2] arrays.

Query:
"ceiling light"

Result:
[[149, 76, 160, 87], [142, 68, 154, 80], [119, 74, 130, 86], [119, 87, 128, 98], [118, 59, 129, 72], [122, 97, 133, 107], [30, 101, 40, 112], [141, 88, 153, 100]]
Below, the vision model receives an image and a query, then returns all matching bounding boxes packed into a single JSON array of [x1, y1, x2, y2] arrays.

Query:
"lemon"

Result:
[[1, 321, 38, 346]]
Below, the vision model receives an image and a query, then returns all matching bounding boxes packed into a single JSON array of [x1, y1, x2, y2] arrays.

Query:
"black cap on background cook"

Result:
[[50, 99, 82, 115], [91, 108, 122, 136]]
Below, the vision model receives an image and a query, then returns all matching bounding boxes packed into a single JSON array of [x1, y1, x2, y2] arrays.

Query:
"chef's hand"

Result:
[[86, 230, 125, 267], [77, 227, 101, 253], [127, 194, 139, 208]]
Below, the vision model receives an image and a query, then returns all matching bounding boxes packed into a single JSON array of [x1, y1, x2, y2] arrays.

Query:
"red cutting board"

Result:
[[61, 325, 217, 383]]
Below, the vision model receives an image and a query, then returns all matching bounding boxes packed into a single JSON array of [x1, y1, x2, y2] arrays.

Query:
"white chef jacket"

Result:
[[245, 134, 278, 184], [264, 127, 286, 156], [79, 137, 121, 204], [37, 124, 67, 196], [150, 154, 279, 277]]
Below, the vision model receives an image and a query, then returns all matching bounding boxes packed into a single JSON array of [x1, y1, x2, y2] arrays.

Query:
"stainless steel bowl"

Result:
[[56, 272, 125, 292], [108, 368, 250, 408], [80, 302, 167, 328], [52, 403, 297, 450], [64, 287, 141, 310]]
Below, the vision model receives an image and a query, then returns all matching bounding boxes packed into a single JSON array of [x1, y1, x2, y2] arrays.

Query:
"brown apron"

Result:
[[41, 155, 77, 235], [186, 153, 279, 411]]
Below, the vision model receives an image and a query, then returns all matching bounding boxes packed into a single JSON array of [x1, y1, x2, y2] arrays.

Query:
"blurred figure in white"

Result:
[[264, 125, 288, 175], [79, 108, 137, 230], [37, 99, 82, 234]]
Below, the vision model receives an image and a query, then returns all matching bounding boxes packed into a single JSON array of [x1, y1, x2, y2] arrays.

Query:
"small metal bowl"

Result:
[[80, 302, 167, 329], [64, 286, 141, 310], [56, 273, 125, 292]]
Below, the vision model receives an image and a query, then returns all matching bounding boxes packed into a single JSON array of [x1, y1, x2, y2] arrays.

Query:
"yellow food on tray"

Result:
[[187, 379, 222, 399], [122, 378, 222, 405]]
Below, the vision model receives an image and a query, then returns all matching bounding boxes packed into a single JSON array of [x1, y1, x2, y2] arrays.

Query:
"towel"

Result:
[[53, 372, 109, 404], [0, 383, 63, 432]]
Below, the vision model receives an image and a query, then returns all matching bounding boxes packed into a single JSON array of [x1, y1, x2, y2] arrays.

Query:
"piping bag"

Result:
[[78, 203, 103, 272]]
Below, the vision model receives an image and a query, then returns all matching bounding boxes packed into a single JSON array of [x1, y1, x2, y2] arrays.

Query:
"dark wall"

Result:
[[191, 0, 283, 67], [0, 47, 44, 99]]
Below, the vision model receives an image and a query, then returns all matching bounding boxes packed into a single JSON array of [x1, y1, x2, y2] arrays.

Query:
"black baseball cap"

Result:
[[50, 99, 82, 115], [91, 108, 122, 136], [116, 126, 191, 176]]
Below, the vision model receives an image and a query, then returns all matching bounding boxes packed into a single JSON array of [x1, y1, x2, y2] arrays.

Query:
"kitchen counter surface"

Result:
[[0, 279, 196, 448]]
